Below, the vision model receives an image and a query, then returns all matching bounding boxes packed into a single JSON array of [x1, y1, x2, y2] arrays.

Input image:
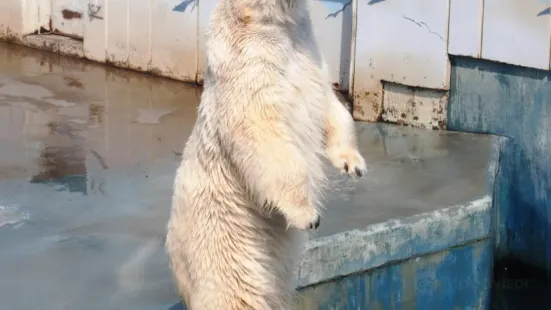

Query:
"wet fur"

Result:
[[165, 0, 366, 308]]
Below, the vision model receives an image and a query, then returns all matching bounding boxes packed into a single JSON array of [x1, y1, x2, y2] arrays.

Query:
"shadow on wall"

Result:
[[367, 0, 386, 4], [173, 0, 197, 13], [537, 7, 551, 16], [447, 56, 551, 273]]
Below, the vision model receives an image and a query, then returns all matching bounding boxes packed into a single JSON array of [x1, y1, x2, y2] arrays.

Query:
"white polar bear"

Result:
[[165, 0, 367, 308]]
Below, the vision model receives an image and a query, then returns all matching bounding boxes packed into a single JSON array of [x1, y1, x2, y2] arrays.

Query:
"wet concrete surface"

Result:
[[0, 42, 497, 310], [0, 43, 199, 310]]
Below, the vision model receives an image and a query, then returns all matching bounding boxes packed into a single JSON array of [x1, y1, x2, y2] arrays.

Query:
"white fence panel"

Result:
[[482, 0, 550, 70]]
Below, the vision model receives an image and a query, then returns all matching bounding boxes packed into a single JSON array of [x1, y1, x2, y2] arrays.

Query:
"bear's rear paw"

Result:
[[283, 206, 320, 231], [327, 147, 367, 177]]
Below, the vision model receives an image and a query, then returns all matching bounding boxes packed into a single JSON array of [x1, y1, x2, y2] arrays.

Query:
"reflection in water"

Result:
[[89, 103, 104, 124], [30, 145, 88, 194], [0, 42, 201, 310]]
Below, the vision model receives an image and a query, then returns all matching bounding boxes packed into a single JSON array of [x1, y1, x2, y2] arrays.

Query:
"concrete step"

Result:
[[297, 123, 502, 309], [0, 43, 501, 310]]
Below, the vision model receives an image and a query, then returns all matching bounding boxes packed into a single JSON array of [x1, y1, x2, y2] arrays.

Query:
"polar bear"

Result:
[[165, 0, 367, 308]]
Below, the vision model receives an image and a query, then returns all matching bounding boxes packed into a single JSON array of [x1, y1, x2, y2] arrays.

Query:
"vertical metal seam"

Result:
[[126, 0, 130, 63], [445, 0, 452, 90], [348, 0, 358, 102], [548, 5, 551, 70], [478, 0, 485, 58], [104, 0, 109, 61], [148, 0, 152, 71]]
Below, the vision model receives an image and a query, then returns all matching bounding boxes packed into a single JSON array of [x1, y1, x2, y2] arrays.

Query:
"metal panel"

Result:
[[151, 0, 198, 82], [128, 0, 152, 71], [482, 0, 550, 70], [381, 82, 448, 130], [352, 0, 450, 122], [83, 0, 106, 62], [449, 56, 551, 269], [51, 0, 88, 39], [106, 0, 129, 66], [311, 0, 354, 90], [448, 0, 484, 57]]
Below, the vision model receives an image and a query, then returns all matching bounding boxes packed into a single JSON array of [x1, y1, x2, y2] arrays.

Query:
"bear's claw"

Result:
[[328, 148, 367, 177], [309, 217, 320, 230]]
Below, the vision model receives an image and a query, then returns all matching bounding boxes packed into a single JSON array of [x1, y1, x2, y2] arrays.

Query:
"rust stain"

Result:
[[61, 9, 82, 20], [352, 90, 383, 122], [88, 104, 104, 123]]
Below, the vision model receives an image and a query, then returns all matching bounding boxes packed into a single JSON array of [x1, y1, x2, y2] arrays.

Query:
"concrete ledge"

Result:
[[298, 195, 492, 289], [1, 34, 85, 59], [293, 125, 502, 309]]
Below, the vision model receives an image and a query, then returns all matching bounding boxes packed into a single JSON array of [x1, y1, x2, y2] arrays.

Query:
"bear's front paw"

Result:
[[327, 147, 367, 177], [284, 206, 320, 231], [308, 216, 320, 230]]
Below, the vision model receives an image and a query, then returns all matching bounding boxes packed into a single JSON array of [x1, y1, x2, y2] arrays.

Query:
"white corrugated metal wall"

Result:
[[1, 0, 550, 127]]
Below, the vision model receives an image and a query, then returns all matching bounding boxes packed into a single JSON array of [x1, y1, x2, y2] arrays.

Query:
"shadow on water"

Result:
[[29, 145, 88, 194], [492, 258, 551, 310]]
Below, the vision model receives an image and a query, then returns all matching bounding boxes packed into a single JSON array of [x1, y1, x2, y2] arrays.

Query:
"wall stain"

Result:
[[61, 9, 83, 20]]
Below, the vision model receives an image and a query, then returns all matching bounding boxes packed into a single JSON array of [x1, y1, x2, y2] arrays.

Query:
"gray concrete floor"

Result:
[[0, 43, 496, 310]]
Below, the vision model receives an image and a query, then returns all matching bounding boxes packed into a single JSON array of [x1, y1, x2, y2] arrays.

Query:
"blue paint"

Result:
[[448, 56, 551, 273], [172, 0, 196, 13], [298, 240, 493, 309]]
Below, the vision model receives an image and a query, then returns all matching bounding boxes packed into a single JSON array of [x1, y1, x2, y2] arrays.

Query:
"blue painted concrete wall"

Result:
[[448, 56, 551, 271], [297, 240, 493, 309]]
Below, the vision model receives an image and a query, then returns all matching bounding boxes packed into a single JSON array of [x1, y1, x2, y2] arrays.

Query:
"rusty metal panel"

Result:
[[381, 82, 448, 130]]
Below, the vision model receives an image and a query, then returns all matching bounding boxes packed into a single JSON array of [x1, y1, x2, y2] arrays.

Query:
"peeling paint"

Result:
[[381, 82, 449, 130], [449, 56, 551, 271], [297, 240, 493, 309]]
